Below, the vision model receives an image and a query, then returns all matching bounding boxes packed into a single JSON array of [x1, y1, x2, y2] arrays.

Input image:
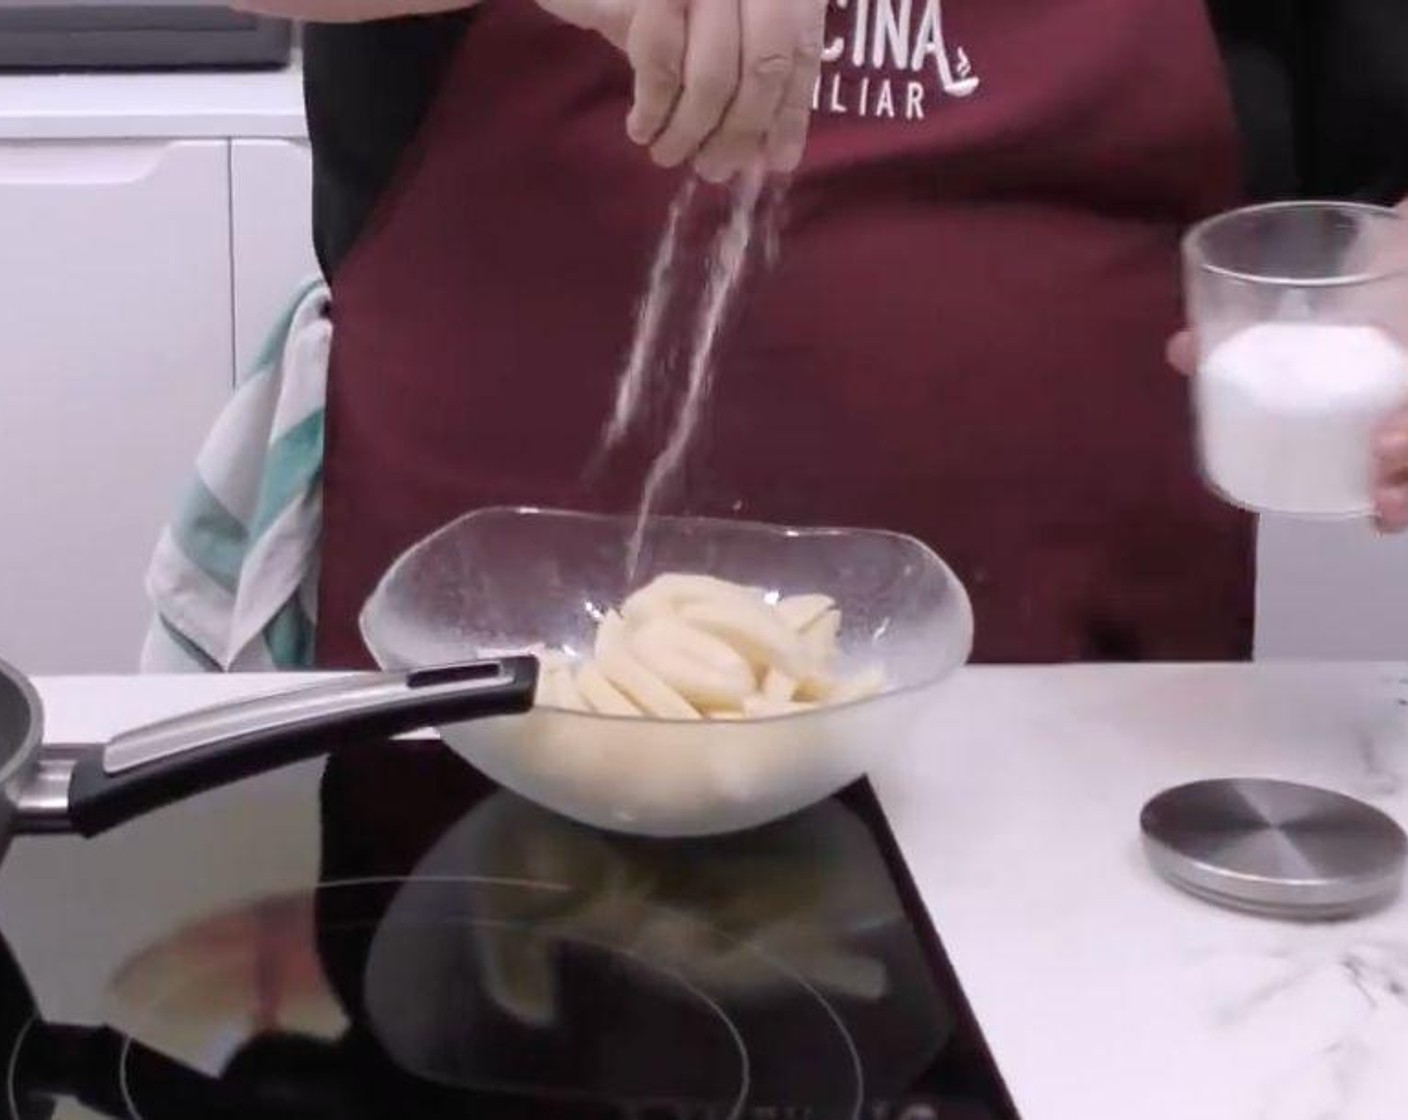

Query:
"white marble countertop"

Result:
[[19, 664, 1408, 1120], [0, 64, 306, 140]]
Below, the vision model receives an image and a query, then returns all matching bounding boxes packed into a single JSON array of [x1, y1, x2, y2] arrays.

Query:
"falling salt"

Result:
[[625, 168, 768, 571], [599, 178, 698, 452], [595, 164, 783, 576], [598, 0, 973, 569]]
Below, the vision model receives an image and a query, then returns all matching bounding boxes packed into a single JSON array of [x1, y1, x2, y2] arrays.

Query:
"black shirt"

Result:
[[303, 1, 1408, 281]]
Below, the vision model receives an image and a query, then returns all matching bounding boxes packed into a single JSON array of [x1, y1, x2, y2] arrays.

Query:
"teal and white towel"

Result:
[[141, 279, 330, 672]]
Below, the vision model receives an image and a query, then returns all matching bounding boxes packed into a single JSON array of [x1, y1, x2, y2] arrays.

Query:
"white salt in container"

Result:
[[1184, 201, 1408, 518], [1196, 322, 1408, 516]]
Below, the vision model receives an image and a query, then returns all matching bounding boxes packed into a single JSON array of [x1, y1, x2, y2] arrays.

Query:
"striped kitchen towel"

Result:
[[140, 279, 330, 672]]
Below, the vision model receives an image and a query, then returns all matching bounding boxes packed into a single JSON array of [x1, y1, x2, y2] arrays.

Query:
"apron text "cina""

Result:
[[814, 0, 980, 120]]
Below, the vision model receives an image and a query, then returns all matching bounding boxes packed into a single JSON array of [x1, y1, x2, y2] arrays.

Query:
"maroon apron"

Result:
[[318, 0, 1253, 668]]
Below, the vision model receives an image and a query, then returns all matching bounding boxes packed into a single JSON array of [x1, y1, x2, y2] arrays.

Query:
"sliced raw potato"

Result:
[[800, 609, 842, 669], [575, 663, 641, 717], [742, 695, 817, 718], [777, 594, 835, 633], [762, 667, 798, 703], [794, 672, 839, 704], [677, 598, 806, 677], [596, 622, 701, 718], [641, 616, 756, 683], [620, 574, 721, 623], [534, 668, 561, 707], [555, 668, 589, 712], [619, 584, 675, 627], [622, 573, 770, 626], [828, 666, 888, 705], [527, 573, 886, 722], [593, 610, 701, 717], [648, 573, 760, 604], [631, 618, 755, 709], [594, 610, 629, 658]]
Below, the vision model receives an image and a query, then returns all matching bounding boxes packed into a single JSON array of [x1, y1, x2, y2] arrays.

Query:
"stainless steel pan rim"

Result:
[[0, 658, 44, 790]]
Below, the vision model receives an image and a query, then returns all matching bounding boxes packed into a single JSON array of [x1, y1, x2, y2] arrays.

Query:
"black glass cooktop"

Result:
[[0, 738, 1016, 1119]]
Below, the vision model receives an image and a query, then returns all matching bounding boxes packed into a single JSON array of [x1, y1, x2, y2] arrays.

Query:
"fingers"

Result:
[[626, 0, 689, 147], [693, 0, 797, 182], [648, 0, 742, 170], [1166, 329, 1196, 376], [765, 0, 825, 173], [627, 0, 822, 179], [1374, 414, 1408, 532], [1376, 491, 1408, 533]]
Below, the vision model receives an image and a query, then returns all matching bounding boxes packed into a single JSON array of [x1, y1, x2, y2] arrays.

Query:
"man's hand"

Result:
[[537, 0, 826, 181], [1168, 199, 1408, 532], [241, 0, 824, 178]]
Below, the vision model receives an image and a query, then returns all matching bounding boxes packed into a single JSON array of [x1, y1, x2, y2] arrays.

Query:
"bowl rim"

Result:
[[359, 505, 974, 727]]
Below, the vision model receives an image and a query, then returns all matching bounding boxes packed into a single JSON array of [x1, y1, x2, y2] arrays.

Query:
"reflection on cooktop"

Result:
[[2, 739, 1017, 1119]]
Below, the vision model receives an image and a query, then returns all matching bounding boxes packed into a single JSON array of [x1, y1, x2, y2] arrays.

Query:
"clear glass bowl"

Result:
[[360, 508, 973, 837]]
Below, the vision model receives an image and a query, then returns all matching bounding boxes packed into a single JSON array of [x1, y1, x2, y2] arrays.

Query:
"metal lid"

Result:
[[1140, 778, 1408, 920]]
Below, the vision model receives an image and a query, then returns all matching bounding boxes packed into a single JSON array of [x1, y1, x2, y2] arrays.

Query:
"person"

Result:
[[240, 0, 1408, 666]]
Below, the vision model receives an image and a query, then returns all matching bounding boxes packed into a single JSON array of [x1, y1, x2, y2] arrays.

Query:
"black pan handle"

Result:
[[17, 658, 537, 838]]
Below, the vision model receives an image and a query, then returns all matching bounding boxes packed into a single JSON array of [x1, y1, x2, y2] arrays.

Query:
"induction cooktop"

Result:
[[0, 737, 1017, 1119]]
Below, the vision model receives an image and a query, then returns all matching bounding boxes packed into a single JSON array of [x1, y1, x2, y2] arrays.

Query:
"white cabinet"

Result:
[[0, 140, 232, 673], [231, 139, 320, 379], [1256, 519, 1408, 660]]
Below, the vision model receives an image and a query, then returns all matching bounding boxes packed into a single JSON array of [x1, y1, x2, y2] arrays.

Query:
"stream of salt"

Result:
[[600, 0, 966, 571], [599, 178, 699, 452], [625, 168, 769, 571], [596, 164, 782, 577]]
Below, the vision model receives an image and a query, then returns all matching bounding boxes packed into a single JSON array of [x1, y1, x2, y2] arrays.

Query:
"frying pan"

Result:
[[0, 655, 537, 845]]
